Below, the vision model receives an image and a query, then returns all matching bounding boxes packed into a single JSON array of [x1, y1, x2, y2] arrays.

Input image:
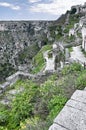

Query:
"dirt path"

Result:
[[70, 45, 86, 65]]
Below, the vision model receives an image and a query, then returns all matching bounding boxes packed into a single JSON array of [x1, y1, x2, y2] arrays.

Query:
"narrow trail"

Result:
[[70, 45, 86, 65]]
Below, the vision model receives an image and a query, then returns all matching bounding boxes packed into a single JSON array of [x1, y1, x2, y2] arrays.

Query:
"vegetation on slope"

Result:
[[64, 14, 80, 34], [0, 62, 86, 130], [48, 13, 82, 44]]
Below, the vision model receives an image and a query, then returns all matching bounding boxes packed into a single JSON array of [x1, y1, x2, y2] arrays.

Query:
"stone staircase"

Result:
[[49, 88, 86, 130]]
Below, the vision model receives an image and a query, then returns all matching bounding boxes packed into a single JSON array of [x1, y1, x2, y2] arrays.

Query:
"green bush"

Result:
[[62, 63, 82, 75], [7, 80, 39, 130], [0, 104, 9, 126], [47, 95, 67, 120], [75, 71, 86, 89]]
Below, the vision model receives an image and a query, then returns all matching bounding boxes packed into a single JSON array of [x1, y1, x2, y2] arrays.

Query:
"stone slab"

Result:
[[54, 105, 86, 130], [71, 90, 86, 104], [66, 99, 86, 112], [49, 123, 68, 130]]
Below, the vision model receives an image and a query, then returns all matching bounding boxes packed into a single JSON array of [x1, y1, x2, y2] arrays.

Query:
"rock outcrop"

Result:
[[71, 2, 86, 14], [0, 21, 51, 67]]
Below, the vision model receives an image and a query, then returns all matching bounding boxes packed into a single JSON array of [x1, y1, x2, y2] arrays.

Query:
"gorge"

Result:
[[0, 2, 86, 130]]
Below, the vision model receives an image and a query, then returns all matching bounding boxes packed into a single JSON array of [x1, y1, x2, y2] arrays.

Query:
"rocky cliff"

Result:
[[1, 2, 86, 82], [0, 21, 50, 63], [0, 21, 54, 81]]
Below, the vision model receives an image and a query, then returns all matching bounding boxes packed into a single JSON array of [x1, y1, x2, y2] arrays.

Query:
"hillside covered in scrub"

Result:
[[0, 2, 86, 130], [1, 62, 86, 130]]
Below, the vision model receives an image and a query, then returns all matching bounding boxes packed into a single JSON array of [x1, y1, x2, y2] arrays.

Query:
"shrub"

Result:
[[7, 80, 39, 130], [62, 62, 82, 75], [0, 104, 9, 126], [75, 71, 86, 89], [47, 95, 67, 120]]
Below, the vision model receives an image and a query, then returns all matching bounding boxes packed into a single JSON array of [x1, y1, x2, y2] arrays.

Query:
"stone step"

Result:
[[54, 105, 86, 130], [66, 99, 86, 112], [49, 124, 68, 130], [70, 90, 86, 104]]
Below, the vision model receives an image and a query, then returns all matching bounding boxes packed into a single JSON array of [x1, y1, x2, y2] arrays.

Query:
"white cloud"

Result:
[[29, 0, 86, 15], [28, 0, 41, 3], [0, 2, 20, 10]]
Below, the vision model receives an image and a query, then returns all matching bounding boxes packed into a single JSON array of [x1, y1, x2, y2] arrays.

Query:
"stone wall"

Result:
[[82, 27, 86, 51], [0, 71, 52, 93], [0, 21, 51, 69], [0, 71, 36, 93]]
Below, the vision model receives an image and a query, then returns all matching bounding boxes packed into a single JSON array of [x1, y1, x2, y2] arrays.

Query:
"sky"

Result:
[[0, 0, 86, 20]]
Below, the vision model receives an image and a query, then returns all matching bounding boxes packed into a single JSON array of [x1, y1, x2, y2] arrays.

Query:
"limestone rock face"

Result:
[[0, 21, 50, 67], [0, 21, 53, 81]]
